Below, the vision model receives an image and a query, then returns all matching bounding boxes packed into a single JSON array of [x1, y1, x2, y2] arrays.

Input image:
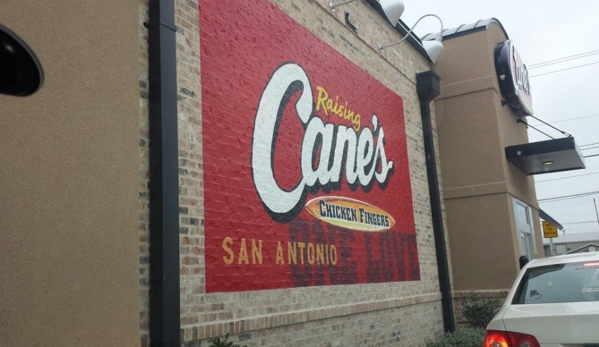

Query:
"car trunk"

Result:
[[502, 302, 599, 344]]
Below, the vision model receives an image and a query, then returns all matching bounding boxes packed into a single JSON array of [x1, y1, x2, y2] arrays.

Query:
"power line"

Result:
[[529, 113, 599, 127], [535, 171, 599, 183], [528, 50, 599, 69], [560, 221, 599, 225], [538, 190, 599, 203], [581, 145, 599, 151], [580, 141, 599, 147], [529, 61, 599, 78]]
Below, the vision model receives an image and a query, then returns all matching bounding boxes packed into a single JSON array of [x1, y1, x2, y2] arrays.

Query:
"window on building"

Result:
[[513, 198, 536, 260]]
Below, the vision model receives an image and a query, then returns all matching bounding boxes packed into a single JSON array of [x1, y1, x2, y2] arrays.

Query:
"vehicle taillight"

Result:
[[484, 331, 509, 347], [507, 331, 540, 347], [484, 330, 540, 347]]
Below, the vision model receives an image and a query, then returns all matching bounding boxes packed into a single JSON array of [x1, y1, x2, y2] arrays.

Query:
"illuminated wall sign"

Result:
[[200, 0, 419, 293], [494, 40, 533, 116]]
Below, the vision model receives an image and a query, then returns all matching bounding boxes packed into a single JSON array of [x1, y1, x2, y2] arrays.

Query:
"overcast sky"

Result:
[[400, 0, 599, 234]]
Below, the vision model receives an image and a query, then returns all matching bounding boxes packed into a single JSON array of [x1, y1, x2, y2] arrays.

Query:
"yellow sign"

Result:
[[542, 221, 558, 238]]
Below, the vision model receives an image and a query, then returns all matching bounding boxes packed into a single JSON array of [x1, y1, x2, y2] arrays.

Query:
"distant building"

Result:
[[543, 232, 599, 255], [566, 243, 599, 254]]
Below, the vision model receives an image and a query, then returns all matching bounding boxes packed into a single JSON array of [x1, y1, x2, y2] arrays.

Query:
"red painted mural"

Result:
[[200, 0, 419, 293]]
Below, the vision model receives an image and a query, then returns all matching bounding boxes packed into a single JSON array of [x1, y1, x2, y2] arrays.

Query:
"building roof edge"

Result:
[[422, 18, 509, 42]]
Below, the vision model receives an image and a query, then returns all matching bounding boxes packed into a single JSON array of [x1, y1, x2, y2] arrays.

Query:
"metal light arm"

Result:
[[378, 13, 444, 52], [329, 0, 356, 11]]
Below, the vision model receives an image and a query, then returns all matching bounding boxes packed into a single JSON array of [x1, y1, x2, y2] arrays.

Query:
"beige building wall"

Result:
[[0, 1, 140, 346], [433, 22, 544, 302]]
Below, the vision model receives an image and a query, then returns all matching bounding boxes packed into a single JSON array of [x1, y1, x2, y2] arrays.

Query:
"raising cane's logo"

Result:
[[495, 40, 533, 116], [305, 197, 396, 232], [251, 63, 395, 229]]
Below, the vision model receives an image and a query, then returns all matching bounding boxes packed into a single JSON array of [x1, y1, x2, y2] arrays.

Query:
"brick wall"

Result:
[[183, 299, 443, 347], [138, 0, 450, 345], [452, 290, 508, 329]]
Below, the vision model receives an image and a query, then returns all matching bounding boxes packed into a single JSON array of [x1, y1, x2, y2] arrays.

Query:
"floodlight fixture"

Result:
[[0, 23, 44, 96]]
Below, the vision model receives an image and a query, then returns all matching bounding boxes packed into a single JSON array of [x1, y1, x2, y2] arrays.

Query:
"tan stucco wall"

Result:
[[0, 1, 139, 345], [445, 194, 518, 290], [435, 88, 505, 190], [433, 23, 543, 292]]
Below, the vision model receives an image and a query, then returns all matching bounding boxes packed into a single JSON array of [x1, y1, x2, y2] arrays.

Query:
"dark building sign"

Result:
[[495, 40, 533, 116]]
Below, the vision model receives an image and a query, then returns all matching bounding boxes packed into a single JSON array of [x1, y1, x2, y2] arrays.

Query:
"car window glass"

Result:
[[513, 262, 599, 304]]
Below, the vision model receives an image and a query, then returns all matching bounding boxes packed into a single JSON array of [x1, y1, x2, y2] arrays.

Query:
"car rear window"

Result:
[[513, 261, 599, 304]]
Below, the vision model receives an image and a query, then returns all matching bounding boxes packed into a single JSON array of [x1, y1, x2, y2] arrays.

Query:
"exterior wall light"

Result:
[[0, 23, 44, 96], [329, 0, 405, 26], [378, 14, 444, 64]]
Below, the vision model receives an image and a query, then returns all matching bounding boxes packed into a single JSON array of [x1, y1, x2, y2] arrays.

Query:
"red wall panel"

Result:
[[200, 0, 419, 292]]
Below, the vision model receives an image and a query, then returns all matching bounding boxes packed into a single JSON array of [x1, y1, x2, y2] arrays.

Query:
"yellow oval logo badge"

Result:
[[304, 196, 395, 232]]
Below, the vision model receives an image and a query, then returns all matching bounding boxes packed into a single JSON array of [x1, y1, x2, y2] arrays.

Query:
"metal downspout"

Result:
[[416, 71, 456, 332], [147, 0, 180, 344]]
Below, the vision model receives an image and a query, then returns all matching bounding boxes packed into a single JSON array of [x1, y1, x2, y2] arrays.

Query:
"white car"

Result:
[[485, 252, 599, 347]]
